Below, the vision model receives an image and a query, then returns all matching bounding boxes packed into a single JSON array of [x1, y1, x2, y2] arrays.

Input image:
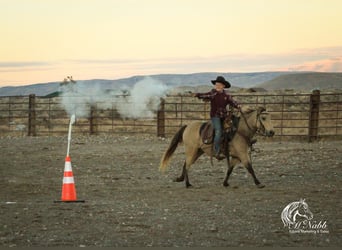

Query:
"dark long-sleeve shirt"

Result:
[[195, 89, 239, 118]]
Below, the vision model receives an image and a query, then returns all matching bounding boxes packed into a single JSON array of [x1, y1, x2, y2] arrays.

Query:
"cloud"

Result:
[[1, 46, 341, 86], [0, 61, 57, 74], [43, 46, 342, 74], [286, 57, 342, 72], [0, 61, 53, 68]]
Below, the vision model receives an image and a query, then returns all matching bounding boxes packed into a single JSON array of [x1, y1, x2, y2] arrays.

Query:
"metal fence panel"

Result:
[[0, 91, 341, 141]]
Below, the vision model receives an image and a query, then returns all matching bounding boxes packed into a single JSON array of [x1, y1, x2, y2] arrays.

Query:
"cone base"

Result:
[[54, 200, 85, 203]]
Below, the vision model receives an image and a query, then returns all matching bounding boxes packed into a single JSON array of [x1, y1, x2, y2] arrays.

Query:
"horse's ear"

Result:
[[257, 106, 266, 114]]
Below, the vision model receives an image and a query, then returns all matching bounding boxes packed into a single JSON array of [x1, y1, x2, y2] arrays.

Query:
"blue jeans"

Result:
[[211, 117, 223, 155]]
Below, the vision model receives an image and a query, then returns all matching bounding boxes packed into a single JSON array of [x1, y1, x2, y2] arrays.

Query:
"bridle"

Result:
[[239, 109, 268, 137]]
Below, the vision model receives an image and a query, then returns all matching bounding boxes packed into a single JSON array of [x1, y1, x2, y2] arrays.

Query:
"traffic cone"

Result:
[[55, 155, 84, 203]]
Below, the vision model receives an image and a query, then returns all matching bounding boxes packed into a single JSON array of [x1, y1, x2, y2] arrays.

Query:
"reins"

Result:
[[239, 110, 255, 133], [239, 109, 266, 137], [238, 109, 265, 163]]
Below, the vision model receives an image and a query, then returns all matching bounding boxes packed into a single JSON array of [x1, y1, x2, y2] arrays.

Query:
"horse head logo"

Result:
[[281, 199, 314, 228]]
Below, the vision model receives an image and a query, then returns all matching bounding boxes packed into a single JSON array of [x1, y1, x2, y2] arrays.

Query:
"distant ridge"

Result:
[[255, 72, 342, 90], [0, 72, 288, 96], [0, 71, 341, 96]]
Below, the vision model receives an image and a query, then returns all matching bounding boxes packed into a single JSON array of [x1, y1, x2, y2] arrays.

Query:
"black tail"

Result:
[[159, 125, 187, 172]]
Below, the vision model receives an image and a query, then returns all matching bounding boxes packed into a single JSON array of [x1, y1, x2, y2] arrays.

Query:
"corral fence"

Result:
[[0, 90, 341, 141]]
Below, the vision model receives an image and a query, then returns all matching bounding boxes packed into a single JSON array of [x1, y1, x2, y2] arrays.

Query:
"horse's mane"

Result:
[[240, 106, 259, 116], [240, 106, 266, 115], [242, 108, 255, 114]]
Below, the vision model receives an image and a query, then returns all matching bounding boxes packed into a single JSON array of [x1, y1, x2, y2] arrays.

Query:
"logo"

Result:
[[281, 198, 329, 234]]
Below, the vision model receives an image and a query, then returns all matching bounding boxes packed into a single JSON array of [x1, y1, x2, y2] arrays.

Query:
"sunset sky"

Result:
[[1, 0, 342, 86]]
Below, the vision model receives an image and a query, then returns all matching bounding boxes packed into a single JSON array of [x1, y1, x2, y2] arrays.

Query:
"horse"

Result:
[[281, 199, 314, 228], [159, 106, 275, 188]]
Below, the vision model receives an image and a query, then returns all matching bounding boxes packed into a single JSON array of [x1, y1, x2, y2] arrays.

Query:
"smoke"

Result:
[[115, 77, 169, 118], [59, 77, 169, 119]]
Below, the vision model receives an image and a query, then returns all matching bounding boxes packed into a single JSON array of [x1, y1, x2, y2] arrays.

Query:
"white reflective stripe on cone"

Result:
[[63, 177, 74, 184], [64, 162, 72, 172]]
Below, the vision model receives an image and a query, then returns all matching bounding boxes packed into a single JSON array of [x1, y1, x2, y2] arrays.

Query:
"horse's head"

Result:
[[256, 106, 275, 137]]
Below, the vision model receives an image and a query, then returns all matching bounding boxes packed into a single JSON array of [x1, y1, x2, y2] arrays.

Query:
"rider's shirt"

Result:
[[195, 89, 239, 118]]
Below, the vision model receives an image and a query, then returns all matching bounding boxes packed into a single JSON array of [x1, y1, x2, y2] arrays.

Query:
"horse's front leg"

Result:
[[223, 157, 239, 187], [245, 161, 265, 188]]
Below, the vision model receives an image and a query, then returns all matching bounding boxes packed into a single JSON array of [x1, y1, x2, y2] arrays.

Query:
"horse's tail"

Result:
[[159, 125, 187, 172]]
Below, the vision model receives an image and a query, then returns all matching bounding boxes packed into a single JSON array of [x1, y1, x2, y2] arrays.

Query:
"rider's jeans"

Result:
[[211, 117, 223, 155]]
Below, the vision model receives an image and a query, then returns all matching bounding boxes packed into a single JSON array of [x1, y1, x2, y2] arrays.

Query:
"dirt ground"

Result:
[[0, 135, 341, 247]]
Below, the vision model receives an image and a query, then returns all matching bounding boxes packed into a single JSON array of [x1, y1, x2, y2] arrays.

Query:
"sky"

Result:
[[1, 0, 342, 86]]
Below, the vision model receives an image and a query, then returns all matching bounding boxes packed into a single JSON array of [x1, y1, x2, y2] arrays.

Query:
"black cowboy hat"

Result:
[[211, 76, 231, 88]]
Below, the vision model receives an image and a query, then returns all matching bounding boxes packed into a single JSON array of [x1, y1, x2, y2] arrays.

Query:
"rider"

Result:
[[193, 76, 240, 159]]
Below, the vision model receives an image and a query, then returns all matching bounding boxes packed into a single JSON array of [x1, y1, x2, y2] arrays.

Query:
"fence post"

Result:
[[89, 105, 97, 135], [28, 94, 37, 136], [157, 98, 165, 137], [308, 89, 320, 142]]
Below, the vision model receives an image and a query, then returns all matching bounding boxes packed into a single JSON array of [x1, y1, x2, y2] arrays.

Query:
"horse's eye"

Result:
[[261, 117, 266, 121]]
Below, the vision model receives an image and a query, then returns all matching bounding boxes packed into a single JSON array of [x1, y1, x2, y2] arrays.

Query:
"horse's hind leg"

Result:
[[174, 160, 192, 187], [183, 166, 191, 188], [175, 162, 186, 182], [223, 157, 239, 187]]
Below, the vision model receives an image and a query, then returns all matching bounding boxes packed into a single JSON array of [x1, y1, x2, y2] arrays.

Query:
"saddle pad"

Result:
[[200, 122, 214, 144]]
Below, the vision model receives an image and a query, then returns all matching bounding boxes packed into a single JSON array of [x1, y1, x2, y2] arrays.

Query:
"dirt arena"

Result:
[[0, 135, 341, 247]]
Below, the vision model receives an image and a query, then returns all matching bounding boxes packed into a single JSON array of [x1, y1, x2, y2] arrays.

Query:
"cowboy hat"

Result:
[[211, 76, 231, 88]]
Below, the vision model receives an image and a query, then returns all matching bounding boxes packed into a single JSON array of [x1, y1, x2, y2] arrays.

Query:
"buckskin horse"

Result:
[[159, 106, 275, 188]]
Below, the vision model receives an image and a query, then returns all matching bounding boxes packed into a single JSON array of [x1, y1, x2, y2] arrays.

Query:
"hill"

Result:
[[255, 72, 342, 90], [1, 71, 341, 96], [0, 72, 288, 96]]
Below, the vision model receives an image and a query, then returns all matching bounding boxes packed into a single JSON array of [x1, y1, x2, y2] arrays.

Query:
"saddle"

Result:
[[200, 115, 240, 145]]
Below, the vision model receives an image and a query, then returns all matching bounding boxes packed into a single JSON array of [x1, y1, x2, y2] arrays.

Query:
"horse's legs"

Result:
[[183, 166, 192, 188], [176, 148, 203, 188], [223, 157, 239, 187], [175, 162, 186, 182], [244, 161, 265, 188]]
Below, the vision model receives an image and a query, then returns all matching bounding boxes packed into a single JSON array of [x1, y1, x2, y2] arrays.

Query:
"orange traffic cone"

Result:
[[55, 156, 84, 203]]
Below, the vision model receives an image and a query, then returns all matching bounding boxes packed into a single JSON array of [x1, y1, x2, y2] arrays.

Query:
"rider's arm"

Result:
[[194, 89, 215, 100]]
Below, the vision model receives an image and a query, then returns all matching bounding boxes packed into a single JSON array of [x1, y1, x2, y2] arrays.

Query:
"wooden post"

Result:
[[28, 94, 37, 136], [89, 105, 97, 135], [157, 98, 165, 138], [308, 89, 320, 142]]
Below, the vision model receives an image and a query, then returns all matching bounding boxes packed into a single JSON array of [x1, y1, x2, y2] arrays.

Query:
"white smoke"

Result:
[[60, 77, 169, 119], [116, 77, 168, 118]]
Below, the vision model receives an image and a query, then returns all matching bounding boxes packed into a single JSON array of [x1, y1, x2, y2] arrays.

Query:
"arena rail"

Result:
[[0, 90, 341, 141]]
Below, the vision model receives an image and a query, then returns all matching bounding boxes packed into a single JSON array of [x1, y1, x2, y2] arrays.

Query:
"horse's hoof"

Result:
[[186, 183, 193, 188], [174, 177, 184, 182], [256, 183, 265, 188], [223, 181, 229, 187]]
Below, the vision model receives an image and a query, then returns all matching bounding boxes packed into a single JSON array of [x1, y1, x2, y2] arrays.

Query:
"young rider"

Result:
[[193, 76, 240, 159]]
